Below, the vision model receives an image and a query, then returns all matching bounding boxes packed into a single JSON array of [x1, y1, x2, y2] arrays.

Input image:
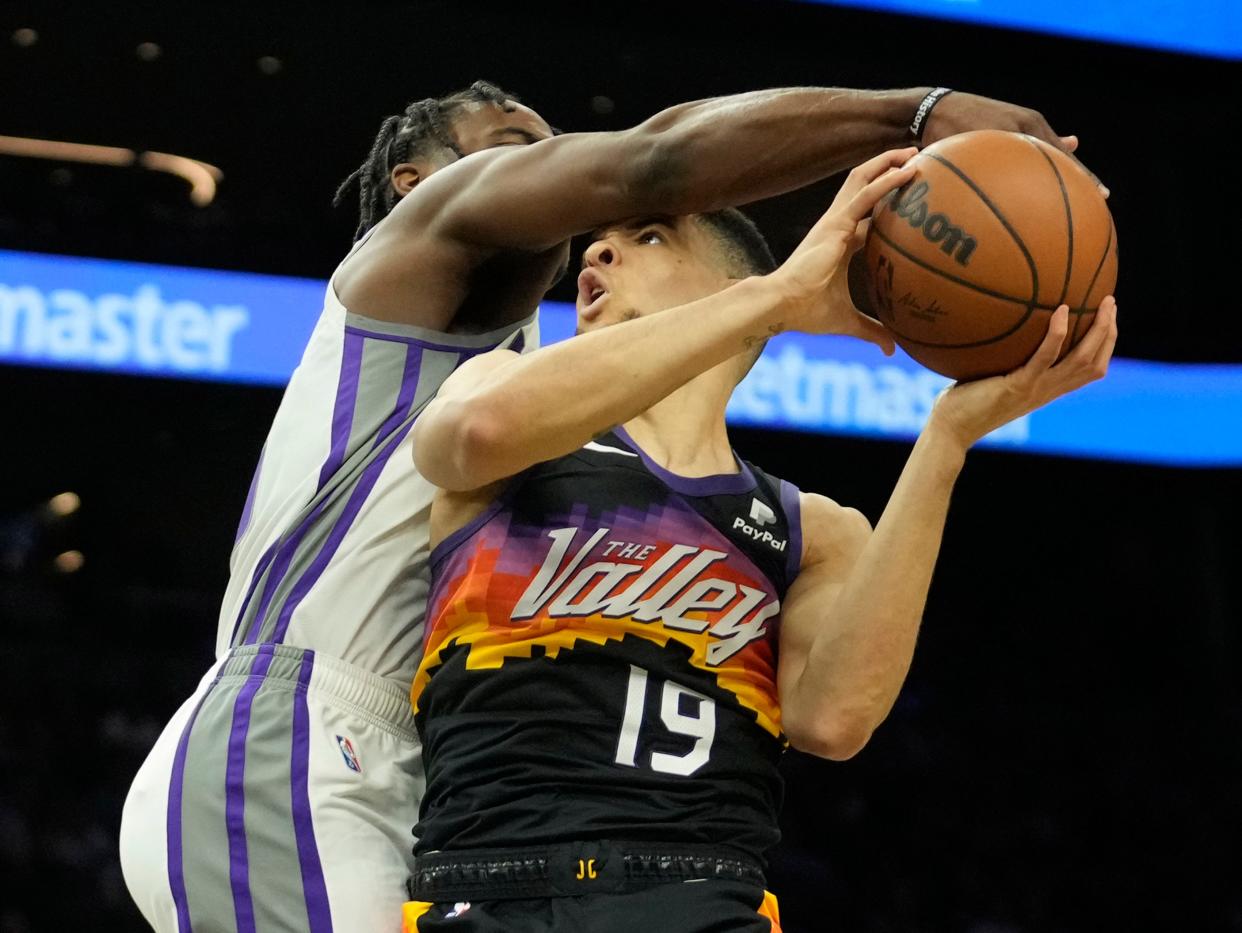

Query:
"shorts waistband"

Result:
[[409, 840, 766, 902], [218, 644, 416, 739]]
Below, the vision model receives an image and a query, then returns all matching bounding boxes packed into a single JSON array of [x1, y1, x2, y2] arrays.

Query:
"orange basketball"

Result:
[[859, 130, 1118, 381]]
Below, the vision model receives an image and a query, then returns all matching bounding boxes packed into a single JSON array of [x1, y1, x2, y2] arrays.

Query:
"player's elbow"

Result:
[[785, 713, 874, 762], [619, 120, 696, 213], [414, 400, 509, 492]]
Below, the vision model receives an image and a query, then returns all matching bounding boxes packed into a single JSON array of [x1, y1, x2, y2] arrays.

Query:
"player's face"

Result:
[[450, 100, 556, 156], [449, 101, 571, 285], [575, 216, 734, 332]]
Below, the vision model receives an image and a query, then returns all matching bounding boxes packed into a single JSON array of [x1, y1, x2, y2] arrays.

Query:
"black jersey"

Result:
[[411, 427, 803, 863]]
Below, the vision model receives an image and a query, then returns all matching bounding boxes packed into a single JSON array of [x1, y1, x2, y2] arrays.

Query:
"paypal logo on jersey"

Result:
[[732, 498, 786, 552], [750, 499, 776, 526]]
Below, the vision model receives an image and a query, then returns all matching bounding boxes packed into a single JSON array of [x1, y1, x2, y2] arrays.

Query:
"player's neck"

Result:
[[622, 372, 735, 478]]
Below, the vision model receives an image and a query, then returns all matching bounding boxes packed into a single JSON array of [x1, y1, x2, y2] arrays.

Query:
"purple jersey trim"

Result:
[[343, 325, 511, 353], [613, 426, 757, 497], [290, 652, 333, 933], [234, 447, 265, 546], [229, 541, 279, 645], [318, 331, 364, 489], [232, 334, 362, 647], [232, 322, 517, 647], [269, 342, 422, 644], [224, 645, 275, 933], [779, 479, 804, 581], [167, 688, 213, 933], [242, 525, 308, 645]]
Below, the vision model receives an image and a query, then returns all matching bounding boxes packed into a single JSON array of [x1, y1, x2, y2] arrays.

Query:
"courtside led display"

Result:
[[4, 248, 1240, 467]]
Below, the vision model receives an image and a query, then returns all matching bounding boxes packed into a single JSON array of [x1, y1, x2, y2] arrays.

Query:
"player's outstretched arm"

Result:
[[777, 299, 1118, 760], [395, 87, 1083, 254], [410, 152, 916, 492]]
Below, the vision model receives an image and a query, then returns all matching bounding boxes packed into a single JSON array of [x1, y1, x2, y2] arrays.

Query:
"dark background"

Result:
[[1, 1, 1239, 931]]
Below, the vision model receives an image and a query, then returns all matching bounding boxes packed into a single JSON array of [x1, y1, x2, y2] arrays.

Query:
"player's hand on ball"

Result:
[[923, 91, 1108, 197], [772, 147, 919, 354], [928, 297, 1119, 451]]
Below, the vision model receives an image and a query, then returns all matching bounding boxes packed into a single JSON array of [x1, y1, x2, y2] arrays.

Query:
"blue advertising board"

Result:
[[3, 248, 1241, 467], [0, 249, 322, 385], [800, 0, 1242, 59]]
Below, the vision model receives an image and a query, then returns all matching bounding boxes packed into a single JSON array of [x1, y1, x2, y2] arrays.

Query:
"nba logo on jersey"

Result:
[[336, 735, 362, 773]]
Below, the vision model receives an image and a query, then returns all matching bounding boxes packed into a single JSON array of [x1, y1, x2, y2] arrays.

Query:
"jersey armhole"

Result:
[[778, 479, 804, 583], [427, 474, 526, 571]]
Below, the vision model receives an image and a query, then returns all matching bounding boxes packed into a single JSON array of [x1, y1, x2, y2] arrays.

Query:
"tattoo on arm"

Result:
[[743, 322, 785, 350]]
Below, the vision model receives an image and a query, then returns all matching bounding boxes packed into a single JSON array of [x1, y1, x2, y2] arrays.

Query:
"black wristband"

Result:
[[910, 87, 953, 142]]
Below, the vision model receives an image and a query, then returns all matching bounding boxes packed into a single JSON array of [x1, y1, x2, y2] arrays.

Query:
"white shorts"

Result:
[[120, 644, 423, 933]]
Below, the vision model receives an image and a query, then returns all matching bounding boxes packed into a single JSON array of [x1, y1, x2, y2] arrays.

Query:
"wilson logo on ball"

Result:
[[886, 181, 978, 267]]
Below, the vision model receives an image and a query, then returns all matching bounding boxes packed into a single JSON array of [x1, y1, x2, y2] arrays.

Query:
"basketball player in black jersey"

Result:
[[400, 149, 1118, 931]]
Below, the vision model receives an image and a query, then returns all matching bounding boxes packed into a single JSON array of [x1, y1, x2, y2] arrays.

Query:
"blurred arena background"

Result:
[[1, 1, 1239, 930]]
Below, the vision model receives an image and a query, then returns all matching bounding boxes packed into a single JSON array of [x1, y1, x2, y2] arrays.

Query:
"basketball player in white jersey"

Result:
[[119, 79, 1089, 933]]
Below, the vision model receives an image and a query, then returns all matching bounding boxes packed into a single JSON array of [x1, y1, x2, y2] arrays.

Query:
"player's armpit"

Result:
[[776, 493, 874, 760], [410, 348, 522, 492]]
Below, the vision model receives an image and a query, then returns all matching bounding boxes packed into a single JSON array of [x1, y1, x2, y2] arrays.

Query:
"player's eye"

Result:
[[637, 229, 664, 245]]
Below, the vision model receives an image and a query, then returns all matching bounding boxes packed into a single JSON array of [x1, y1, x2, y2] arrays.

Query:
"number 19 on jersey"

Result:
[[614, 665, 717, 776]]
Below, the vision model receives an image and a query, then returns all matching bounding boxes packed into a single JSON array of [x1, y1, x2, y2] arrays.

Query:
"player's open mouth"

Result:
[[577, 268, 610, 319]]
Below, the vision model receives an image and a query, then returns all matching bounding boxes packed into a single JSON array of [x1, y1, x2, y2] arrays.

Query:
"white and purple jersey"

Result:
[[220, 279, 537, 684], [120, 257, 538, 933]]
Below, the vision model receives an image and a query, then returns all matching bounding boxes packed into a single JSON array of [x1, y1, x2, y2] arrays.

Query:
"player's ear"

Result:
[[390, 163, 423, 199]]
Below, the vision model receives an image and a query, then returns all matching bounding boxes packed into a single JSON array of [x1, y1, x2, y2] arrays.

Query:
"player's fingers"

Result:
[[1057, 144, 1108, 199], [848, 217, 871, 252], [804, 156, 916, 246], [835, 147, 919, 202], [847, 310, 896, 356], [1088, 300, 1119, 377], [1056, 146, 1107, 198], [1024, 112, 1071, 154], [1056, 298, 1116, 392], [1020, 306, 1070, 381], [1064, 296, 1115, 365], [844, 162, 918, 224], [853, 147, 920, 184], [1024, 119, 1109, 197]]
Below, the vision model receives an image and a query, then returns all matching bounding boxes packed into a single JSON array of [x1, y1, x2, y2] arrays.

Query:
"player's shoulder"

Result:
[[798, 491, 872, 565]]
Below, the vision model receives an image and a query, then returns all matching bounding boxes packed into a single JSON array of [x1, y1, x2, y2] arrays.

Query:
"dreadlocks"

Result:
[[333, 80, 517, 242]]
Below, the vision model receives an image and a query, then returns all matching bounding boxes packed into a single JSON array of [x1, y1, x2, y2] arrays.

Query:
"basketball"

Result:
[[858, 129, 1118, 381]]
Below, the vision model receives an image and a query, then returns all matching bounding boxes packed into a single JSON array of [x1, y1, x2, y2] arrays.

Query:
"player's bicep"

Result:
[[411, 348, 521, 489], [776, 495, 872, 711], [432, 130, 672, 251]]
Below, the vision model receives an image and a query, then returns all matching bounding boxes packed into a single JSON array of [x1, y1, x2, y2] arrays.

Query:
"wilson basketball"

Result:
[[859, 130, 1118, 381]]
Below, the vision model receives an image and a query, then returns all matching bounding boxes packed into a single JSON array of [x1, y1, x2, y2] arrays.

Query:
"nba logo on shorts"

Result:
[[444, 903, 471, 919], [336, 735, 362, 773]]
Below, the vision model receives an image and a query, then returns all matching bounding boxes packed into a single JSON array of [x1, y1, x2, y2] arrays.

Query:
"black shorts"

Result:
[[404, 879, 781, 932], [403, 841, 782, 932]]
